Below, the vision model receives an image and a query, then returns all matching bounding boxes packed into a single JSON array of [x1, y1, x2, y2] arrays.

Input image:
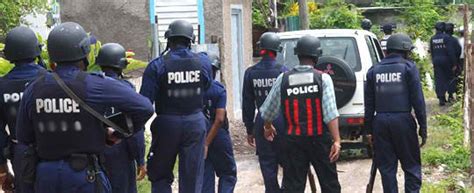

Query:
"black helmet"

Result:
[[47, 22, 90, 63], [258, 32, 281, 52], [294, 35, 322, 58], [361, 19, 372, 30], [386, 33, 414, 51], [96, 43, 127, 69], [382, 24, 393, 34], [164, 20, 195, 42], [445, 23, 454, 35], [4, 26, 41, 62], [207, 53, 220, 70], [435, 22, 446, 32]]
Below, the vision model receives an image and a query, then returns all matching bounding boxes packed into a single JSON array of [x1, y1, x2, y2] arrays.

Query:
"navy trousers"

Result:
[[148, 113, 207, 193], [373, 113, 422, 193], [202, 127, 237, 193], [103, 141, 137, 193], [254, 113, 285, 193], [433, 63, 453, 101], [12, 143, 34, 193], [34, 160, 111, 193]]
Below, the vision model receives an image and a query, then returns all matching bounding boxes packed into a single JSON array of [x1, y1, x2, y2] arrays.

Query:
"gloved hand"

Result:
[[136, 165, 147, 181], [419, 128, 427, 148]]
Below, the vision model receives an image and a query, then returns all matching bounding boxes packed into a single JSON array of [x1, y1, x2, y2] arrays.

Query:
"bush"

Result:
[[309, 2, 362, 29]]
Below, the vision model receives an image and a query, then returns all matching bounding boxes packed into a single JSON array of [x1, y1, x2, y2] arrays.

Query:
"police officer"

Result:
[[365, 34, 427, 193], [361, 18, 372, 31], [445, 23, 462, 101], [260, 35, 342, 193], [380, 24, 394, 55], [15, 22, 154, 193], [140, 20, 212, 193], [0, 26, 46, 193], [96, 43, 147, 193], [430, 22, 458, 105], [242, 32, 287, 193], [202, 54, 237, 193]]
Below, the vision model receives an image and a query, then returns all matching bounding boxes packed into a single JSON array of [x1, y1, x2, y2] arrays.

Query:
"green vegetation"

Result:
[[421, 101, 470, 192], [0, 0, 49, 40], [309, 2, 363, 29]]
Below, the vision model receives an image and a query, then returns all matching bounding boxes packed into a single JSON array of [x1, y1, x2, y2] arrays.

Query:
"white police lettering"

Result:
[[432, 38, 444, 44], [35, 98, 80, 113], [3, 92, 23, 103], [287, 85, 319, 96], [253, 78, 276, 88], [168, 71, 201, 84], [376, 73, 402, 83]]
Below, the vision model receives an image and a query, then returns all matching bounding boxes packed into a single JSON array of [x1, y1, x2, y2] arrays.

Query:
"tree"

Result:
[[0, 0, 48, 41]]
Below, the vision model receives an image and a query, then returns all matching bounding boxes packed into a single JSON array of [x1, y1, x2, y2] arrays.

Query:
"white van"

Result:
[[276, 29, 384, 146]]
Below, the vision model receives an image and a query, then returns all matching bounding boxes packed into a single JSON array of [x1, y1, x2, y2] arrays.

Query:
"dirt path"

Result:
[[229, 120, 406, 193]]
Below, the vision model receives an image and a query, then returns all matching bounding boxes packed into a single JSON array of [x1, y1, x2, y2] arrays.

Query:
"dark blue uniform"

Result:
[[242, 57, 287, 193], [446, 34, 463, 96], [16, 64, 154, 193], [140, 46, 212, 193], [102, 70, 145, 193], [202, 80, 237, 193], [0, 62, 45, 193], [430, 32, 458, 102], [365, 54, 427, 193]]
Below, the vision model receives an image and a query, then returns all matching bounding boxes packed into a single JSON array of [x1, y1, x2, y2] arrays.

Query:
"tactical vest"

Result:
[[249, 64, 283, 108], [430, 34, 448, 57], [280, 69, 326, 137], [31, 72, 105, 160], [373, 60, 411, 112], [157, 53, 204, 115], [0, 70, 45, 140], [380, 35, 390, 51]]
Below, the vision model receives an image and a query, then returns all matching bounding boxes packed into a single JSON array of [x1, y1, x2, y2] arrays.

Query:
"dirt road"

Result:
[[233, 154, 401, 193], [229, 121, 406, 193]]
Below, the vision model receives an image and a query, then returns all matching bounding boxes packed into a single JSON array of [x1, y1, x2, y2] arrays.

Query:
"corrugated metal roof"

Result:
[[155, 0, 200, 43]]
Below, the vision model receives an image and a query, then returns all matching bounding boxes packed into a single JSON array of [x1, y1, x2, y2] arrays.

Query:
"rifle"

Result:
[[366, 150, 377, 193], [308, 170, 317, 193]]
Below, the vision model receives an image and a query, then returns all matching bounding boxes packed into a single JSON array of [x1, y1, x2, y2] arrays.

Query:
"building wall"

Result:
[[204, 0, 252, 119], [60, 0, 150, 60]]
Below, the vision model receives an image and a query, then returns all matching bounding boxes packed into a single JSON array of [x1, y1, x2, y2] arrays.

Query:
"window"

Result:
[[365, 35, 379, 65], [277, 37, 362, 72]]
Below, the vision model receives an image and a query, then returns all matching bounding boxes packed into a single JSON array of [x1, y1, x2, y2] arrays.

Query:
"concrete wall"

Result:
[[204, 0, 253, 119], [60, 0, 150, 60]]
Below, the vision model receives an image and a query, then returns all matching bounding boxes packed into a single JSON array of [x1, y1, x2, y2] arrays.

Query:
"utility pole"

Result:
[[298, 0, 309, 30]]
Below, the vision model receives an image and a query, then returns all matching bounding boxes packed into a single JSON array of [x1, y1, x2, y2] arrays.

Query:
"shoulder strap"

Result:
[[51, 72, 132, 138]]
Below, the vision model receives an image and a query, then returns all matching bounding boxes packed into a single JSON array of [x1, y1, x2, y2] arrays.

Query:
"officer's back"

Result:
[[15, 22, 153, 193], [430, 22, 450, 63]]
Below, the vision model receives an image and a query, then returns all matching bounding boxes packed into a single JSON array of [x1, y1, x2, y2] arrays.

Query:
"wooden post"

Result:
[[298, 0, 309, 30], [463, 4, 470, 147]]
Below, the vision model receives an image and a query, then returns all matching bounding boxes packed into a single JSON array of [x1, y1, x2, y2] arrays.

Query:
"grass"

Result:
[[419, 94, 471, 192], [137, 133, 179, 193]]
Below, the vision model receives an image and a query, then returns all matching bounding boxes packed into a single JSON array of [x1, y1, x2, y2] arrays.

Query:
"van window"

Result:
[[365, 35, 379, 65], [276, 37, 361, 71]]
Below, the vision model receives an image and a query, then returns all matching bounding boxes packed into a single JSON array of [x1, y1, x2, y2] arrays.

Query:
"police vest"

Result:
[[280, 69, 326, 137], [31, 72, 105, 160], [249, 64, 283, 108], [157, 53, 204, 115], [380, 35, 390, 51], [0, 70, 46, 140], [373, 60, 411, 112], [430, 34, 448, 57]]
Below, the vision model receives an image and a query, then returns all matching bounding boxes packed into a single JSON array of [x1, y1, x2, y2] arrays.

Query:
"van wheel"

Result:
[[314, 56, 356, 109]]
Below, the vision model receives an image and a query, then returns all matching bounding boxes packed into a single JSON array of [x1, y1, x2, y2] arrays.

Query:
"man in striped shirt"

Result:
[[259, 35, 342, 193]]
